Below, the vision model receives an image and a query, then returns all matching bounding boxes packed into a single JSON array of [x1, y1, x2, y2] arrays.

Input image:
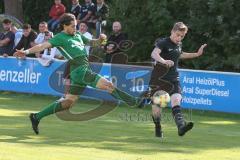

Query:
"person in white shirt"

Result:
[[79, 21, 93, 55], [34, 22, 61, 66], [11, 25, 23, 47], [34, 22, 53, 45]]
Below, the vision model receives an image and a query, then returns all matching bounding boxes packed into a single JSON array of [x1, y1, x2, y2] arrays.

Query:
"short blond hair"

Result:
[[172, 22, 188, 32]]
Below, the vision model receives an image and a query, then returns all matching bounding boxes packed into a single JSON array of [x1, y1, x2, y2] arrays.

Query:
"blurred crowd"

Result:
[[0, 0, 130, 65]]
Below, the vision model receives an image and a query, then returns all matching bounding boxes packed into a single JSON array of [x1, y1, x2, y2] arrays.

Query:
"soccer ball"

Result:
[[152, 90, 170, 108]]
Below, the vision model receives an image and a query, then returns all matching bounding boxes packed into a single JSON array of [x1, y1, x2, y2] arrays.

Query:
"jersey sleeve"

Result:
[[155, 39, 165, 50], [48, 34, 62, 47], [80, 34, 90, 45]]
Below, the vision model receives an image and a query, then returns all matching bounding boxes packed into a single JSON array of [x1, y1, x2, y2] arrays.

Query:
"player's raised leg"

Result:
[[171, 93, 193, 136], [95, 77, 139, 106]]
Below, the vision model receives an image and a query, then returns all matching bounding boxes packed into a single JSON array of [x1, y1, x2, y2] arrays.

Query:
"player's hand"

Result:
[[99, 34, 107, 45], [163, 60, 174, 68], [13, 49, 26, 59], [101, 20, 107, 26], [196, 44, 207, 57], [35, 52, 42, 58]]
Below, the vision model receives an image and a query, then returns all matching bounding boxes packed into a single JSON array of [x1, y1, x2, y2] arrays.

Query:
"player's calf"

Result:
[[172, 105, 194, 136], [152, 115, 163, 138], [152, 106, 163, 138]]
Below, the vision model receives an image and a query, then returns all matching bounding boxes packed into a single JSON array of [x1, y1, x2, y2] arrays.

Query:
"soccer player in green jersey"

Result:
[[14, 13, 139, 135]]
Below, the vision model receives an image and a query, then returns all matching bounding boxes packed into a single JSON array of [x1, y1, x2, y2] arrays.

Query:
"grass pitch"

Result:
[[0, 92, 239, 160]]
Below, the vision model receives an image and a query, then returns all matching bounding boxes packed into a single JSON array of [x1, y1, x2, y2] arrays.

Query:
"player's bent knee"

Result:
[[107, 83, 115, 92], [107, 81, 114, 88], [171, 93, 182, 107], [58, 95, 78, 109], [102, 80, 114, 92], [96, 78, 112, 90], [61, 99, 74, 109], [152, 105, 161, 115]]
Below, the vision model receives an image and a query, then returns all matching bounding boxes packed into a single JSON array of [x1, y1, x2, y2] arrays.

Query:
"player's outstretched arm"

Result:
[[180, 44, 207, 59], [151, 47, 174, 68], [89, 34, 107, 47], [13, 42, 52, 58]]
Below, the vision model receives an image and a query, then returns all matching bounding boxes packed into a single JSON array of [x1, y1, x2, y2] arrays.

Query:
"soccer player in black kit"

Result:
[[149, 22, 207, 138]]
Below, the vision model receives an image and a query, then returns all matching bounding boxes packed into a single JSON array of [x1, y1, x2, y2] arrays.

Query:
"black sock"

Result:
[[172, 105, 185, 127], [111, 88, 137, 106], [172, 105, 181, 117], [152, 115, 161, 129]]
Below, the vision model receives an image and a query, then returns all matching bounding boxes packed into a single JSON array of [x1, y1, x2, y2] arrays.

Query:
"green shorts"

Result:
[[68, 64, 102, 95]]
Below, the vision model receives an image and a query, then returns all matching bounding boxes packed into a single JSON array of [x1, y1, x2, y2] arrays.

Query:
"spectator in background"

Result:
[[11, 25, 23, 48], [41, 31, 63, 61], [34, 22, 53, 57], [90, 0, 109, 38], [0, 19, 15, 57], [70, 0, 81, 19], [34, 22, 53, 46], [37, 31, 56, 66], [11, 24, 37, 57], [77, 0, 95, 26], [34, 22, 53, 44], [104, 21, 128, 63], [34, 22, 62, 66], [48, 0, 66, 32], [79, 21, 93, 55]]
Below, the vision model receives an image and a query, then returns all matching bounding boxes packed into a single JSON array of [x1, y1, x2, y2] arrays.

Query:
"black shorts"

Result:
[[149, 64, 181, 96], [149, 78, 181, 96]]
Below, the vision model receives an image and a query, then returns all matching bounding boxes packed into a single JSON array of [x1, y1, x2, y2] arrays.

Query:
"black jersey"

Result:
[[154, 37, 182, 81]]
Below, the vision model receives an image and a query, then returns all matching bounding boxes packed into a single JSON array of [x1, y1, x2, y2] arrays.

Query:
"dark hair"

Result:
[[22, 24, 31, 29], [3, 19, 12, 24], [79, 21, 87, 25], [59, 13, 76, 30], [79, 21, 88, 27]]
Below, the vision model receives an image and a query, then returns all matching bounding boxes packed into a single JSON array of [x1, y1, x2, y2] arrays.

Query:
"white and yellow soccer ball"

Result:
[[152, 90, 171, 108]]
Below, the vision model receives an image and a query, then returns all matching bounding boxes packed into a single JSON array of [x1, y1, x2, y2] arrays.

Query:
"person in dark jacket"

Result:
[[11, 24, 37, 57]]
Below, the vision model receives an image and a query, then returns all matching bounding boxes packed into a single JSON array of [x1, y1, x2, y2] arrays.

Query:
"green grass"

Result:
[[0, 92, 240, 160]]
